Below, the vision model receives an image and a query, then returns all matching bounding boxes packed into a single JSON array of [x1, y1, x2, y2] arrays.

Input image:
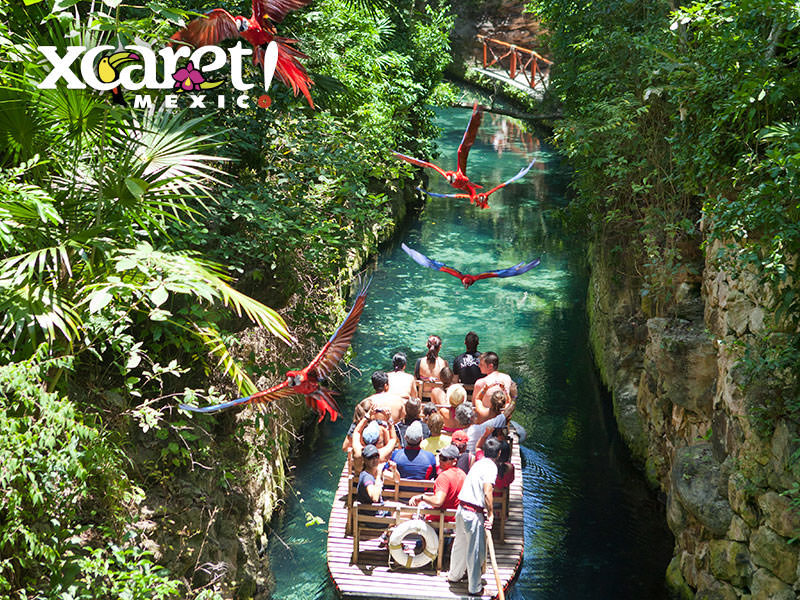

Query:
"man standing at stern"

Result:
[[447, 437, 502, 596]]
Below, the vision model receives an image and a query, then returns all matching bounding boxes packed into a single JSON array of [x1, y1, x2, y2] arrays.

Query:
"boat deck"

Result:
[[326, 433, 524, 599]]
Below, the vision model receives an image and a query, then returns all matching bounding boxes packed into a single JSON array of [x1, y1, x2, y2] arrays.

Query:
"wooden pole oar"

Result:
[[486, 529, 505, 600]]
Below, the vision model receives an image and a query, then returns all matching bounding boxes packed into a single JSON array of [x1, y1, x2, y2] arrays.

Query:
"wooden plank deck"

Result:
[[327, 432, 524, 599]]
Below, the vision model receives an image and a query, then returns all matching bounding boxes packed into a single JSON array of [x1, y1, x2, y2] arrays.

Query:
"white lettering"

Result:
[[133, 95, 154, 109], [229, 42, 254, 91], [188, 94, 206, 108], [158, 46, 192, 89], [37, 46, 86, 89], [262, 41, 278, 92], [117, 45, 156, 90], [164, 94, 178, 108], [236, 94, 249, 108], [80, 45, 116, 91], [217, 95, 226, 108], [191, 46, 226, 74]]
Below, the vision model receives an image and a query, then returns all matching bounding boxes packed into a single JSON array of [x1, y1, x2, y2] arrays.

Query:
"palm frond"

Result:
[[0, 283, 81, 350], [89, 244, 293, 344], [195, 325, 258, 396]]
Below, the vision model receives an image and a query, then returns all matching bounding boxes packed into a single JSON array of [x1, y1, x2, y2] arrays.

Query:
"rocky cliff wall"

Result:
[[588, 235, 800, 599]]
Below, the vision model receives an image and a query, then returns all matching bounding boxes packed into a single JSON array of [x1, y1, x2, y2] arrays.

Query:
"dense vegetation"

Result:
[[526, 0, 799, 498], [0, 0, 452, 595]]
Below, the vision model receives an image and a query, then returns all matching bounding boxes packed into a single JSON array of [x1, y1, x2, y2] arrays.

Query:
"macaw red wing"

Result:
[[392, 152, 450, 180], [481, 157, 538, 198], [474, 257, 542, 280], [307, 388, 340, 422], [255, 38, 314, 108], [456, 103, 485, 174], [253, 0, 312, 23], [179, 378, 295, 413], [400, 243, 465, 280], [171, 9, 240, 47], [306, 279, 371, 379]]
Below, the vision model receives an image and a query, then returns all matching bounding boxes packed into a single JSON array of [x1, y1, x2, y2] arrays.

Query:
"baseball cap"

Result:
[[440, 445, 459, 460], [405, 421, 424, 446], [362, 444, 379, 459], [451, 430, 468, 445], [362, 421, 381, 445]]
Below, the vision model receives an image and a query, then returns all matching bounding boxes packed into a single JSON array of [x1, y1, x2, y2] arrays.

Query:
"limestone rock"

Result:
[[665, 555, 694, 600], [727, 472, 758, 528], [727, 515, 751, 543], [644, 318, 716, 417], [749, 526, 799, 583], [750, 567, 795, 600], [695, 579, 739, 600], [757, 491, 800, 539], [613, 381, 647, 462], [708, 539, 751, 587], [671, 443, 733, 536]]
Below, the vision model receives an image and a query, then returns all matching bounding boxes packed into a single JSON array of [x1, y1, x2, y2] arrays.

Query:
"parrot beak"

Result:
[[108, 51, 139, 69]]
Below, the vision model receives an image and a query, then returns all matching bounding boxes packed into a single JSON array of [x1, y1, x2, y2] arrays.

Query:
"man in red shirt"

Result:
[[408, 445, 465, 518]]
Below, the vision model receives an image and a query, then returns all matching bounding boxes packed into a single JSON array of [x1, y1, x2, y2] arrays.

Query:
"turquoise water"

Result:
[[266, 106, 673, 598]]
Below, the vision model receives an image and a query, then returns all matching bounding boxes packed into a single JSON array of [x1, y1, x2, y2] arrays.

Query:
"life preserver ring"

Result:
[[388, 519, 439, 569]]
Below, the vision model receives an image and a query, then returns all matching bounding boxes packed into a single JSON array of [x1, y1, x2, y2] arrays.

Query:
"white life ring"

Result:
[[388, 519, 439, 569]]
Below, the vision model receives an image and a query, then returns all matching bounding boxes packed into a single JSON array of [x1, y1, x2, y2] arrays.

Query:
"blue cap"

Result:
[[362, 421, 381, 445]]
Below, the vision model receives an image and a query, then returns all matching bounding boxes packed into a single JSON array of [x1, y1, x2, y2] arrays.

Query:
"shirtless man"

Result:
[[386, 352, 418, 399], [472, 351, 517, 412], [366, 370, 406, 422]]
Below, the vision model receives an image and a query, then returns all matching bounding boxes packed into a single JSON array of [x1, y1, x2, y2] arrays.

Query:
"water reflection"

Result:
[[266, 106, 672, 599]]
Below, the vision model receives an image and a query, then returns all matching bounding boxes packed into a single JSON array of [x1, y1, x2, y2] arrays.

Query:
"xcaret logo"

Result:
[[37, 41, 278, 110]]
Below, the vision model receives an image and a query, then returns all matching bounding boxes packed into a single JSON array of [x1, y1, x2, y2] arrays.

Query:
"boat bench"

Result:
[[347, 477, 510, 572]]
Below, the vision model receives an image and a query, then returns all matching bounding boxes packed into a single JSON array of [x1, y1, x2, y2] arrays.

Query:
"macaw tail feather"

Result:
[[256, 38, 314, 108], [306, 388, 339, 422], [179, 395, 253, 413]]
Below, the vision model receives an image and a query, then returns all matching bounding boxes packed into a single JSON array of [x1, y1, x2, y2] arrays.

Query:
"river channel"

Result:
[[267, 103, 674, 599]]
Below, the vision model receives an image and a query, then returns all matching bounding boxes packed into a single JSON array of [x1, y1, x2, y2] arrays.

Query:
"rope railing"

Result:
[[477, 34, 553, 90]]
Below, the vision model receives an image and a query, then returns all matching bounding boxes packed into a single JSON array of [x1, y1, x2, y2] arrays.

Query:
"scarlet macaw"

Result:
[[180, 280, 371, 421], [418, 157, 538, 209], [393, 102, 486, 204], [401, 243, 541, 289], [171, 0, 314, 107]]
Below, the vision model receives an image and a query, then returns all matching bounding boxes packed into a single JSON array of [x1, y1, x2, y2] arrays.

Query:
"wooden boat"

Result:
[[326, 385, 524, 600]]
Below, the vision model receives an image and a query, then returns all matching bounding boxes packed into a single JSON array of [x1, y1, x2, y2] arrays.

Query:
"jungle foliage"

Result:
[[0, 0, 452, 595], [526, 0, 800, 428]]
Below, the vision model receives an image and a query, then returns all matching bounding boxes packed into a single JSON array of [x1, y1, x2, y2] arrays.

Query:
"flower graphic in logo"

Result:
[[173, 61, 205, 92]]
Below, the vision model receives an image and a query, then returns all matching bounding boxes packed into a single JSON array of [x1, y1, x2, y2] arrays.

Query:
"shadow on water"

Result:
[[266, 105, 674, 599]]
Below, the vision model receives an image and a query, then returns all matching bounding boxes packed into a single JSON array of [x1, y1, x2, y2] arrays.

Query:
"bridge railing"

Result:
[[477, 35, 553, 90]]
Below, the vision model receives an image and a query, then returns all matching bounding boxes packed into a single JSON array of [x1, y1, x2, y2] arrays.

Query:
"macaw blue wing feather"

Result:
[[415, 187, 463, 199], [401, 243, 447, 271], [488, 257, 542, 278], [482, 158, 538, 197]]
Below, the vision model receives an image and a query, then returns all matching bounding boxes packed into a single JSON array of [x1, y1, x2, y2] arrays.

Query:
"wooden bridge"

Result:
[[473, 35, 552, 98]]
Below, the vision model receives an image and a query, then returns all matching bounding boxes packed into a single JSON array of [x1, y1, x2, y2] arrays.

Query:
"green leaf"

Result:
[[88, 289, 113, 314], [150, 285, 168, 307]]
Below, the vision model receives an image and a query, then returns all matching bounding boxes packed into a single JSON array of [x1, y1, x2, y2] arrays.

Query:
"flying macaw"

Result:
[[418, 157, 538, 209], [401, 243, 541, 289], [180, 280, 371, 421], [170, 0, 314, 107], [393, 102, 486, 204]]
